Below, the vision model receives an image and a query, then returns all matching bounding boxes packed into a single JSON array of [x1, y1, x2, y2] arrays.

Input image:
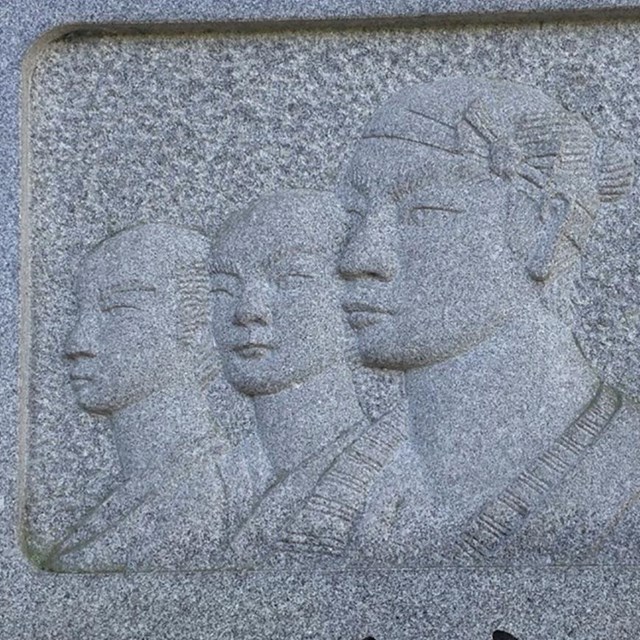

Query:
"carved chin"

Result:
[[353, 330, 409, 371], [76, 395, 113, 416], [353, 325, 446, 371], [231, 376, 289, 397], [223, 362, 295, 397], [224, 356, 331, 397]]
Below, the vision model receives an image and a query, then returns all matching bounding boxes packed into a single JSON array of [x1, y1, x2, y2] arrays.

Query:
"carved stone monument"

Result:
[[6, 3, 640, 638]]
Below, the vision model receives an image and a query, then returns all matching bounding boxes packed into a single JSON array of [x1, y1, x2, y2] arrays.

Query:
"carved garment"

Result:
[[457, 383, 622, 562], [354, 383, 632, 566], [46, 432, 230, 572], [494, 395, 640, 564], [226, 400, 408, 568]]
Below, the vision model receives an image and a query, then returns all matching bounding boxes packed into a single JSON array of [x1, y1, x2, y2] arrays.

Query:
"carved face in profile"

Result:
[[210, 190, 346, 396], [337, 77, 622, 371], [338, 136, 524, 370], [65, 224, 210, 415]]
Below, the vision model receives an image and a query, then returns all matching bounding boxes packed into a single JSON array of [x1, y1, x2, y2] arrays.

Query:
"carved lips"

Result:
[[69, 370, 95, 386], [232, 342, 273, 359], [69, 376, 94, 396], [342, 301, 394, 330], [68, 370, 98, 402]]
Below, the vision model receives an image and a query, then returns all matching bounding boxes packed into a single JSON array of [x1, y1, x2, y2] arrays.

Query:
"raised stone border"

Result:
[[6, 2, 640, 638]]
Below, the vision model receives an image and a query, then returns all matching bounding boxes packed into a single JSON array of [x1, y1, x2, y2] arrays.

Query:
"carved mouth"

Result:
[[233, 343, 273, 359], [70, 374, 95, 392], [70, 373, 94, 382], [343, 302, 393, 329]]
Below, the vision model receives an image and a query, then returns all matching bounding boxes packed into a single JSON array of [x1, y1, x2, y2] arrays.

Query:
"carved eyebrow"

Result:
[[267, 246, 321, 266], [101, 281, 157, 296], [98, 282, 157, 309], [410, 203, 464, 213], [210, 259, 240, 276], [403, 185, 466, 211]]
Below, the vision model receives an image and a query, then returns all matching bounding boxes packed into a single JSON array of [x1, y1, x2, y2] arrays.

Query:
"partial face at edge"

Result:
[[210, 195, 345, 396], [338, 138, 525, 371]]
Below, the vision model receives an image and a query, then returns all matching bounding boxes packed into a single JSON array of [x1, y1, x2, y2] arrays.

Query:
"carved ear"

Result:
[[526, 195, 571, 282]]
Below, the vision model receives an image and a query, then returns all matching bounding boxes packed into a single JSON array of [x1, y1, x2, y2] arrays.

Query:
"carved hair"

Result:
[[175, 258, 218, 387], [88, 223, 218, 387], [362, 77, 634, 320]]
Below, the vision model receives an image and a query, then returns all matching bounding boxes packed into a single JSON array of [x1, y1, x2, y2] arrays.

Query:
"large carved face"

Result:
[[210, 191, 345, 396], [338, 137, 526, 370], [65, 226, 193, 415]]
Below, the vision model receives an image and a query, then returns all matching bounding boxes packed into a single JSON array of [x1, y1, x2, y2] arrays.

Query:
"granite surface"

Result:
[[7, 2, 640, 639]]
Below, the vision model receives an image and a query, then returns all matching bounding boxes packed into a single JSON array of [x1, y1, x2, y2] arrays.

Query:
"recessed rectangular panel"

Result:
[[21, 20, 640, 572]]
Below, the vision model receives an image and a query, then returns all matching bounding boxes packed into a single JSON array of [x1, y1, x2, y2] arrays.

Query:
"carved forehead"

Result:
[[344, 137, 473, 194], [80, 223, 210, 287], [215, 189, 347, 260]]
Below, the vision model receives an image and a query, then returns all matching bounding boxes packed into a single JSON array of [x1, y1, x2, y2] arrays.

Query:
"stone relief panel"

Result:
[[20, 24, 640, 572]]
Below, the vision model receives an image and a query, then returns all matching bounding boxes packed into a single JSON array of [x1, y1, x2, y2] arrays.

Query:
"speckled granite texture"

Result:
[[7, 2, 640, 639]]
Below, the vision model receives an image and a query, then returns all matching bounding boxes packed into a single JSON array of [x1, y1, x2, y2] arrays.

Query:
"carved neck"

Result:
[[252, 365, 365, 476], [110, 383, 212, 481], [406, 309, 600, 510]]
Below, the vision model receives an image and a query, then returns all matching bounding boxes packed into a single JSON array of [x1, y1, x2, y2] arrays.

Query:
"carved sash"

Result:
[[276, 400, 408, 557], [457, 383, 621, 561], [229, 401, 407, 565]]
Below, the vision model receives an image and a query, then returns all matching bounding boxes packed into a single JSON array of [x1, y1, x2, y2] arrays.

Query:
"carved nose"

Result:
[[339, 248, 397, 282], [339, 212, 398, 282], [234, 284, 272, 327], [64, 317, 98, 360]]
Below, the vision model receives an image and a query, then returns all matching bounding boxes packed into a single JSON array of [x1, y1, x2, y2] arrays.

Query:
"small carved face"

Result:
[[210, 194, 344, 396], [338, 137, 524, 370], [65, 232, 186, 415]]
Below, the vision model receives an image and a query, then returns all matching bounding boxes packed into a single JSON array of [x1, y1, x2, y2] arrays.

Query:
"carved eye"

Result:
[[101, 303, 140, 314], [275, 273, 313, 289], [404, 205, 461, 226], [347, 208, 365, 221], [211, 286, 235, 298]]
